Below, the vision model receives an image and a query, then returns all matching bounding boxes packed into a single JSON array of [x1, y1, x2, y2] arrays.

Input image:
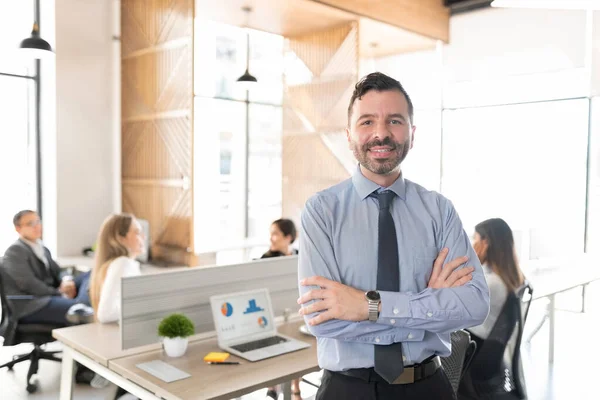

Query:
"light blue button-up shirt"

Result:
[[298, 166, 490, 371]]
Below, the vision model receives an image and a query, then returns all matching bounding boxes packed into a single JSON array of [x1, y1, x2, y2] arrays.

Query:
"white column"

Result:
[[44, 0, 119, 256]]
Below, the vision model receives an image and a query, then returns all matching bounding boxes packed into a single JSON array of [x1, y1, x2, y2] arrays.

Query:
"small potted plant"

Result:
[[158, 313, 195, 357]]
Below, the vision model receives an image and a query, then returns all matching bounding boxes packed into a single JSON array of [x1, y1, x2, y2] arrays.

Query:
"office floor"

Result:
[[1, 282, 598, 400]]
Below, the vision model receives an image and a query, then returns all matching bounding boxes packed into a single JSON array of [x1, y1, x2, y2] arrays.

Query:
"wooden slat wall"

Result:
[[282, 23, 358, 220], [121, 0, 196, 265]]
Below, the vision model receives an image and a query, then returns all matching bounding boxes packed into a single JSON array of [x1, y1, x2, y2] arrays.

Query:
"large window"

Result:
[[370, 8, 596, 262], [247, 104, 282, 240], [193, 20, 283, 262], [442, 99, 589, 259], [587, 98, 600, 253], [0, 2, 37, 253], [401, 109, 442, 192]]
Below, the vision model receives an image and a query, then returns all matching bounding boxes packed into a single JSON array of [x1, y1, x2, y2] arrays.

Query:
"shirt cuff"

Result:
[[379, 291, 410, 320]]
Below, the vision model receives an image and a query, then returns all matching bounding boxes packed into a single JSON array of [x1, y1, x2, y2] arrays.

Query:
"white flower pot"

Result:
[[162, 336, 188, 357]]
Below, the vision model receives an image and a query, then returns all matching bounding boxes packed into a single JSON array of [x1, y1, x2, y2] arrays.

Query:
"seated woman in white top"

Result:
[[468, 218, 525, 340], [89, 213, 144, 323]]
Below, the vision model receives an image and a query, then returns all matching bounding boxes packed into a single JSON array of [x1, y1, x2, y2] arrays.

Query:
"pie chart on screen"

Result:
[[221, 302, 233, 317], [258, 316, 268, 327]]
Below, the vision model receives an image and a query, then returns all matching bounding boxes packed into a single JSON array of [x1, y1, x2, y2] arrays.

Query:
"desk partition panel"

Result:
[[120, 256, 300, 350]]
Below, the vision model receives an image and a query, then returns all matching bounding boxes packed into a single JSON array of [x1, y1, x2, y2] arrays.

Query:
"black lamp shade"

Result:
[[20, 24, 54, 59], [20, 36, 52, 52], [237, 28, 256, 89], [236, 69, 257, 84]]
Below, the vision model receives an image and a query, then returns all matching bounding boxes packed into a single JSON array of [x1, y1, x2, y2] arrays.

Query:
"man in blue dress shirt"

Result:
[[297, 72, 490, 399]]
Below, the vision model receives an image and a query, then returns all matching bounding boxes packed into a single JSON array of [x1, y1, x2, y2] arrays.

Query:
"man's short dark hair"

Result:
[[13, 210, 36, 227], [347, 72, 414, 126]]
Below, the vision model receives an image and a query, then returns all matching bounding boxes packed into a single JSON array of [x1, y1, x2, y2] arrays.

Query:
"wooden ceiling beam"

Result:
[[308, 0, 450, 42]]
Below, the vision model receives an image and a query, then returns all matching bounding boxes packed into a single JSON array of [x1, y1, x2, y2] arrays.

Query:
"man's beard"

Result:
[[350, 136, 410, 175]]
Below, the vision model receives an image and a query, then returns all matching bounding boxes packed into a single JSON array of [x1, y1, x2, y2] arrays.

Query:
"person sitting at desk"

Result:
[[261, 218, 298, 259], [261, 218, 301, 400], [90, 213, 143, 323], [468, 218, 525, 342], [2, 210, 91, 326]]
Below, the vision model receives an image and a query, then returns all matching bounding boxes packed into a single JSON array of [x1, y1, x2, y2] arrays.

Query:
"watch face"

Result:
[[366, 290, 380, 301]]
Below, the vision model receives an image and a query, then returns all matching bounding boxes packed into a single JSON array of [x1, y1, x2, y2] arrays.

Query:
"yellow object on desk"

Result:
[[203, 352, 230, 363]]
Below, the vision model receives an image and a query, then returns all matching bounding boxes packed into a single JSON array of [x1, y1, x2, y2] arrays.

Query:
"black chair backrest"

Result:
[[470, 290, 520, 381], [510, 282, 533, 398], [0, 257, 18, 345], [441, 329, 477, 395], [462, 281, 533, 399]]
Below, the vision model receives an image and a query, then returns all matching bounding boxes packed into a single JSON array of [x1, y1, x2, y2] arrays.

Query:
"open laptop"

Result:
[[209, 288, 310, 362]]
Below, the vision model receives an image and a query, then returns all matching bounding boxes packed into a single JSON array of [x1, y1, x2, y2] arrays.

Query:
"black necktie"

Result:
[[374, 190, 404, 384]]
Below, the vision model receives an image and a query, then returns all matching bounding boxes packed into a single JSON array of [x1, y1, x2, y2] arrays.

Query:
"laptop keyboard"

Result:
[[230, 336, 289, 353]]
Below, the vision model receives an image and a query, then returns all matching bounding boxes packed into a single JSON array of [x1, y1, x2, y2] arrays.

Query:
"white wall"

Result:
[[41, 0, 119, 256], [444, 7, 590, 108]]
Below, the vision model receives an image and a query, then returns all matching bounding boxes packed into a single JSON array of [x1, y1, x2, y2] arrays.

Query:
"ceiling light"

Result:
[[236, 6, 257, 90], [492, 0, 600, 10], [20, 0, 54, 59]]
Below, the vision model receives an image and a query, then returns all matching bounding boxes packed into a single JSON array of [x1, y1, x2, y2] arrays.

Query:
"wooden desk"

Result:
[[54, 320, 317, 400], [54, 322, 178, 400], [110, 320, 317, 400], [53, 323, 162, 367]]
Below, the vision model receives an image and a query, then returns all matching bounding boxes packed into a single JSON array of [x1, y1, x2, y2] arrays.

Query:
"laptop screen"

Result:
[[211, 290, 274, 342]]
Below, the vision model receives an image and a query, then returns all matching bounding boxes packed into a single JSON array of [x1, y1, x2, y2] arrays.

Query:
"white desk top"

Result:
[[522, 254, 600, 299]]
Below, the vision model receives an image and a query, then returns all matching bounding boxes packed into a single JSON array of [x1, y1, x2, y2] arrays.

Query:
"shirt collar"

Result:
[[21, 238, 43, 250], [351, 164, 406, 200]]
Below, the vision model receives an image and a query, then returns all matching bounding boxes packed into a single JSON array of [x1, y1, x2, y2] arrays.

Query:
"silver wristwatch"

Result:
[[365, 290, 381, 322]]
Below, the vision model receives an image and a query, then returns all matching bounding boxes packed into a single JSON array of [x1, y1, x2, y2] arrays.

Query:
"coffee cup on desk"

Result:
[[61, 275, 75, 298]]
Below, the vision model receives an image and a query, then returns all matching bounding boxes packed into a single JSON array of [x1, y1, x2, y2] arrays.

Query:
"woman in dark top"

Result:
[[262, 219, 301, 399], [261, 219, 298, 259]]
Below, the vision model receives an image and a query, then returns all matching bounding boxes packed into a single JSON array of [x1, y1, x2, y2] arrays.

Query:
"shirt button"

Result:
[[393, 308, 399, 315], [408, 333, 413, 339], [427, 312, 433, 318], [390, 319, 396, 324], [375, 337, 381, 343]]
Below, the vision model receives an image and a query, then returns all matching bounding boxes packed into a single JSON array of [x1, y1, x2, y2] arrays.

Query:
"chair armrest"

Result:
[[6, 295, 36, 300]]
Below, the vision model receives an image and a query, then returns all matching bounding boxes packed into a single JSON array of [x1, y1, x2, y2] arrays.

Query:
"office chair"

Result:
[[441, 329, 477, 396], [458, 282, 533, 400], [0, 261, 63, 393]]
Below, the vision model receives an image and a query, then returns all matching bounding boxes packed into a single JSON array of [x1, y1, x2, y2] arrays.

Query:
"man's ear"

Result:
[[346, 127, 352, 149]]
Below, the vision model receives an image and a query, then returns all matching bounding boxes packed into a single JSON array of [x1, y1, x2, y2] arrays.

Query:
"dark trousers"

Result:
[[20, 271, 91, 326], [316, 368, 456, 400]]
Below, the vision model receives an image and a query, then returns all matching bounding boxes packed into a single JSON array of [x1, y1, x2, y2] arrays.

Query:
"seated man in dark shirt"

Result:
[[2, 210, 91, 326]]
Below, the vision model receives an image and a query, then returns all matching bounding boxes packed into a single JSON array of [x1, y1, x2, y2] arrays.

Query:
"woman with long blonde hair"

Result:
[[90, 213, 144, 323]]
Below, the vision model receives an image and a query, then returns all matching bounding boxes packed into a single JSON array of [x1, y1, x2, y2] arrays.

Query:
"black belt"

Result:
[[330, 356, 441, 385]]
